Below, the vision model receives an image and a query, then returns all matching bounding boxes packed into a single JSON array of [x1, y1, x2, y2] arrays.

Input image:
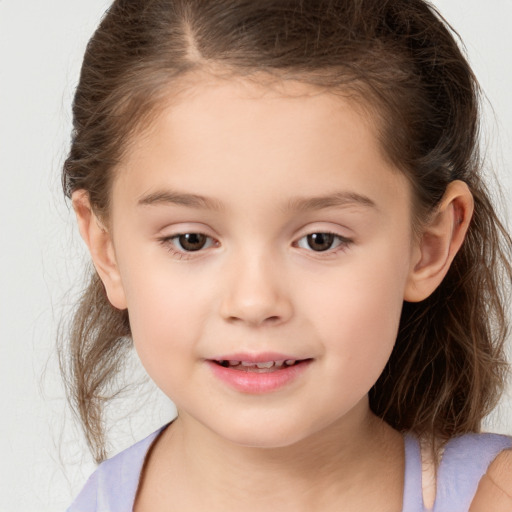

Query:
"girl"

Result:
[[62, 0, 512, 510]]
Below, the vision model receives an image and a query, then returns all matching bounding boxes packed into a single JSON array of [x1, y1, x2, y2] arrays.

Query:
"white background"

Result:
[[0, 1, 511, 510]]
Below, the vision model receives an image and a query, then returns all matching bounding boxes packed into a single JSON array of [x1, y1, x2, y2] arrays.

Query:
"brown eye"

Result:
[[296, 232, 351, 253], [176, 233, 209, 251], [307, 233, 335, 251]]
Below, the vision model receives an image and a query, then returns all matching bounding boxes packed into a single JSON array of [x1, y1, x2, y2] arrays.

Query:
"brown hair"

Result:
[[60, 0, 512, 463]]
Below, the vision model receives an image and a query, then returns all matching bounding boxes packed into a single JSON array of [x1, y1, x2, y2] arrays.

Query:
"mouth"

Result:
[[207, 355, 313, 393], [211, 359, 311, 372]]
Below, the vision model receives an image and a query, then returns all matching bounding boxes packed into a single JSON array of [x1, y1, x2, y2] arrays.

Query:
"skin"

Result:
[[74, 77, 475, 511], [470, 449, 512, 511]]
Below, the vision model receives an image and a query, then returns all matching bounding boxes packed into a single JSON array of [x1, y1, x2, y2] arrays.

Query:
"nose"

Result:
[[219, 249, 293, 327]]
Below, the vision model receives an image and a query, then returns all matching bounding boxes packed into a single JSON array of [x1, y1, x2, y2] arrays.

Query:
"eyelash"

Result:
[[294, 232, 353, 255], [158, 233, 218, 260], [158, 231, 353, 259]]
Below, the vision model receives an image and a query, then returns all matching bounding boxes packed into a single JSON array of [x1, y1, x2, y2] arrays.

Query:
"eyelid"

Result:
[[293, 229, 354, 254], [156, 225, 354, 260], [157, 231, 219, 259]]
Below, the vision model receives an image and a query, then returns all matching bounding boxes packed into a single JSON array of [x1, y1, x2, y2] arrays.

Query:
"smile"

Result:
[[214, 359, 300, 371], [207, 357, 312, 393]]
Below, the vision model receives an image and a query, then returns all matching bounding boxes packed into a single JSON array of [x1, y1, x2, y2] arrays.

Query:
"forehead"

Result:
[[126, 72, 380, 160], [113, 76, 409, 217]]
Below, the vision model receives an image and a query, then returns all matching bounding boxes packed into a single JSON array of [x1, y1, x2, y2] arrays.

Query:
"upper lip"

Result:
[[208, 352, 308, 363]]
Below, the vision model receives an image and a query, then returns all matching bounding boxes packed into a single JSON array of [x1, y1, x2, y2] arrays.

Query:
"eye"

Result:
[[175, 233, 210, 251], [296, 232, 351, 252], [160, 232, 217, 254]]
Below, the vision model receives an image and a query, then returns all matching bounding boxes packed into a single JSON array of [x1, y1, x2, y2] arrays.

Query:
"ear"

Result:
[[404, 180, 474, 302], [72, 190, 127, 310]]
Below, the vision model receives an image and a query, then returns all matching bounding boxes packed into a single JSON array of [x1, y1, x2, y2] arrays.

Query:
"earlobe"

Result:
[[72, 190, 127, 310], [404, 180, 474, 302]]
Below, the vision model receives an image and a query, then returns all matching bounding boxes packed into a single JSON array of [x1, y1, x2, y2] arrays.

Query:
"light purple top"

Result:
[[67, 425, 511, 512]]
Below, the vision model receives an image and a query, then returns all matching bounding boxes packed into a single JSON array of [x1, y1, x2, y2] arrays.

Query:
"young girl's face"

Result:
[[105, 77, 419, 447]]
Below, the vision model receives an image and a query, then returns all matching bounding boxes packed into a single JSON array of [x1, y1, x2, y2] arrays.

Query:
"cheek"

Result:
[[303, 247, 409, 381], [119, 264, 212, 384]]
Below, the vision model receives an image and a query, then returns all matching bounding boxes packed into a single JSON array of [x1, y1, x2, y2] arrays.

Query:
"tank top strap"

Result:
[[95, 427, 163, 511], [432, 433, 512, 512], [402, 434, 426, 511]]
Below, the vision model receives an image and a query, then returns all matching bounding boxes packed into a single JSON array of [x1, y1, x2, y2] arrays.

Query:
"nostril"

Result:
[[225, 314, 282, 326]]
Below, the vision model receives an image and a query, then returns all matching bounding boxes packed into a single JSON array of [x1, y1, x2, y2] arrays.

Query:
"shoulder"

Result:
[[66, 425, 168, 512], [487, 448, 512, 491], [433, 432, 512, 511], [66, 469, 99, 512], [470, 448, 512, 512], [439, 432, 512, 474]]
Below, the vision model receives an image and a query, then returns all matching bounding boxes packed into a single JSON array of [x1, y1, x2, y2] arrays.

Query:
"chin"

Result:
[[206, 411, 325, 450]]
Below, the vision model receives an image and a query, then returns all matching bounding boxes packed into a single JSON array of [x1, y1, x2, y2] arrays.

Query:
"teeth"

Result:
[[255, 361, 274, 369], [240, 361, 275, 368], [217, 359, 300, 369]]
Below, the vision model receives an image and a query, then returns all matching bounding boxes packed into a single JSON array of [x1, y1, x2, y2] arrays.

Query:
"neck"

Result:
[[150, 402, 404, 511]]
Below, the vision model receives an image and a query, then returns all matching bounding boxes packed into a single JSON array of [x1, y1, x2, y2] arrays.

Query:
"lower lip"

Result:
[[207, 360, 311, 394]]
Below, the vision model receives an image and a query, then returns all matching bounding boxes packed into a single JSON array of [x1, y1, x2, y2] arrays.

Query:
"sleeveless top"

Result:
[[67, 424, 511, 512]]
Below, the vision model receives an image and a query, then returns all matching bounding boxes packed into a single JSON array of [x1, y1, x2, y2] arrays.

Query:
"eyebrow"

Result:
[[137, 190, 224, 211], [137, 189, 377, 213], [284, 191, 378, 212]]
